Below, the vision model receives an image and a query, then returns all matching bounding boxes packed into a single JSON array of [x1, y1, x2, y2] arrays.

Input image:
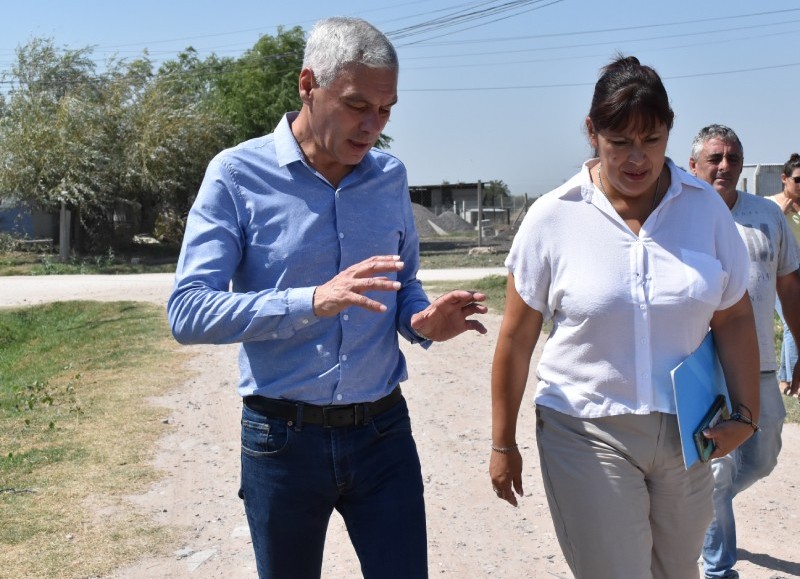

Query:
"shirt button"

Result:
[[640, 305, 646, 310], [271, 332, 278, 338], [343, 314, 349, 321], [339, 232, 345, 239], [301, 319, 309, 325], [342, 354, 348, 361], [336, 394, 343, 401]]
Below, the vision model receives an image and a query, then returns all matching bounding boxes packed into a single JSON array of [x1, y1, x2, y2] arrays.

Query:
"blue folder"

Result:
[[670, 331, 731, 469]]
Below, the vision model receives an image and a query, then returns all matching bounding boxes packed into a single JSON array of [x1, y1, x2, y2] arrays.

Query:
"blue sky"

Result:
[[1, 0, 798, 198]]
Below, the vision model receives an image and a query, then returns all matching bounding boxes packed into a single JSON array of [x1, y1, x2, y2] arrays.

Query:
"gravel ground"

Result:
[[2, 273, 798, 579]]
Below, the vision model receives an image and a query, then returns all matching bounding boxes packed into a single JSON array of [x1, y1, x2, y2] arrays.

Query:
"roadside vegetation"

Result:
[[774, 314, 800, 422], [0, 235, 509, 276], [0, 30, 306, 254], [0, 246, 180, 276], [0, 301, 190, 578], [423, 274, 508, 315]]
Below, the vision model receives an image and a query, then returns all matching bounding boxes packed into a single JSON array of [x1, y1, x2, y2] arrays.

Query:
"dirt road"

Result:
[[3, 273, 797, 578]]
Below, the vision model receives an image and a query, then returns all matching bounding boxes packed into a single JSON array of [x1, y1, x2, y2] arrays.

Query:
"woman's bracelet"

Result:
[[491, 444, 519, 454], [728, 412, 759, 433]]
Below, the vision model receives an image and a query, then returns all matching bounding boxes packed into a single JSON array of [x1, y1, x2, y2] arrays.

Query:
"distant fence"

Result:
[[13, 238, 54, 253]]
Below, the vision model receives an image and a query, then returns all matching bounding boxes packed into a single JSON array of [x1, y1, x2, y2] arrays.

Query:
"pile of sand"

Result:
[[411, 204, 441, 237], [412, 204, 474, 238], [434, 210, 473, 232]]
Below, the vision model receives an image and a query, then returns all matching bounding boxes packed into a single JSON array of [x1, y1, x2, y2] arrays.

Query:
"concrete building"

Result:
[[408, 182, 511, 227], [738, 164, 783, 197]]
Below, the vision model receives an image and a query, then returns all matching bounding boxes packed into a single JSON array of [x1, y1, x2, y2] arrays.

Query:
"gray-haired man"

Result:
[[168, 17, 487, 578]]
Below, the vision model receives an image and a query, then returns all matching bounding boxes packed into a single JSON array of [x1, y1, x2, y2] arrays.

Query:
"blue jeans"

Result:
[[702, 372, 786, 578], [239, 396, 428, 579], [775, 299, 798, 383]]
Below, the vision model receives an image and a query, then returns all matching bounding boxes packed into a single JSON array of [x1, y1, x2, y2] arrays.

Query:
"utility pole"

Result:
[[477, 180, 483, 247], [59, 201, 71, 261]]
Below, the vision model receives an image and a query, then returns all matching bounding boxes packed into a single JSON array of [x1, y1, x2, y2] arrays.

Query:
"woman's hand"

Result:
[[703, 419, 757, 460], [489, 274, 541, 507], [489, 447, 524, 507]]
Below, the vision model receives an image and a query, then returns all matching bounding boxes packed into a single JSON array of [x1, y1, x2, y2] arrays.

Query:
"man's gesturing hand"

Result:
[[313, 255, 404, 317], [410, 290, 488, 342]]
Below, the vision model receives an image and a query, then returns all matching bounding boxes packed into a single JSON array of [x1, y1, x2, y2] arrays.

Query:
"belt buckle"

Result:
[[322, 404, 363, 427], [322, 405, 348, 428]]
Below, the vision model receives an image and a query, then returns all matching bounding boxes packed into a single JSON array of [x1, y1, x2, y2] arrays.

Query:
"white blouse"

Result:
[[507, 158, 749, 418]]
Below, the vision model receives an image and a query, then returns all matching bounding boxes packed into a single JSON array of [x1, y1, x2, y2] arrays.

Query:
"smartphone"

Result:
[[693, 394, 730, 463]]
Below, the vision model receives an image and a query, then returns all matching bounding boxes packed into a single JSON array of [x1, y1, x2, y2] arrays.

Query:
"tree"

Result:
[[210, 26, 305, 142], [0, 28, 396, 252], [0, 39, 108, 212], [483, 180, 511, 205], [0, 38, 233, 250], [129, 51, 234, 240]]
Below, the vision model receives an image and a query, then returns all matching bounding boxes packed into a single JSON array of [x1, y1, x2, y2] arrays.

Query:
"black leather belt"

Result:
[[243, 387, 402, 428]]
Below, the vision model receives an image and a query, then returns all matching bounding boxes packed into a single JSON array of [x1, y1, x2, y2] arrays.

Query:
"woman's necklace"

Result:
[[597, 164, 663, 213]]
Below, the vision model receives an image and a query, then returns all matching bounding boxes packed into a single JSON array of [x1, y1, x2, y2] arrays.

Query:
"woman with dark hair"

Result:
[[768, 153, 800, 397], [489, 55, 760, 579]]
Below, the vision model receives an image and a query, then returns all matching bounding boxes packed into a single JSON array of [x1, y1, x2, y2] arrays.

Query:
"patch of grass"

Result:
[[418, 235, 510, 269], [0, 243, 180, 277], [423, 274, 508, 315], [0, 235, 508, 275], [0, 251, 42, 275], [774, 312, 800, 423], [421, 274, 554, 334], [419, 250, 508, 269], [784, 395, 800, 423], [0, 301, 189, 578]]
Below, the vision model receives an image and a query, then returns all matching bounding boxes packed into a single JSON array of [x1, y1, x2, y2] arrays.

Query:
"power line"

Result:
[[401, 27, 794, 71], [393, 0, 565, 47], [400, 6, 800, 47], [1, 4, 797, 97], [399, 60, 800, 91], [398, 15, 800, 60]]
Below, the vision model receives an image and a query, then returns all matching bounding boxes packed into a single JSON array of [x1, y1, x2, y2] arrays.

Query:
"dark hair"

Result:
[[783, 153, 800, 177], [589, 55, 674, 134]]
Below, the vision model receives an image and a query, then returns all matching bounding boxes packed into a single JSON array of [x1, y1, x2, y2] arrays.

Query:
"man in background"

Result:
[[689, 124, 800, 579]]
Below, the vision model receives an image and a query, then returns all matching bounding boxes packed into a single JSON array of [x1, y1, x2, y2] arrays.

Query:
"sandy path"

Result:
[[2, 273, 797, 578], [112, 317, 577, 579], [110, 324, 800, 579]]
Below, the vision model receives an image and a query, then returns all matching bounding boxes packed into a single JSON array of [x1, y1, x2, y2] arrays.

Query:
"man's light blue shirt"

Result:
[[167, 112, 431, 404]]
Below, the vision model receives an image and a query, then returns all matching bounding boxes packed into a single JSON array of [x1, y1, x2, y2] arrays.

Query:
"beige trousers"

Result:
[[536, 406, 714, 579]]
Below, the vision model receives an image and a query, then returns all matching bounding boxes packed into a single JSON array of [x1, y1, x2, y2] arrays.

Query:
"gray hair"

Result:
[[303, 17, 398, 88], [690, 124, 744, 161]]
